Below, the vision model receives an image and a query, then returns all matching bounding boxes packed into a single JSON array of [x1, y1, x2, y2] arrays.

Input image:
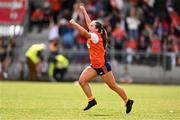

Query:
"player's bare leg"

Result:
[[79, 66, 98, 111], [101, 71, 134, 113]]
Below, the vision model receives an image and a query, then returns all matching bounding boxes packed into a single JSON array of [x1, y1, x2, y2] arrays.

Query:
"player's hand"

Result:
[[69, 19, 75, 24], [79, 5, 86, 11]]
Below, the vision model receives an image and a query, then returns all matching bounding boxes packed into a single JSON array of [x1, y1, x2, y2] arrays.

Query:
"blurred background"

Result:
[[0, 0, 179, 84]]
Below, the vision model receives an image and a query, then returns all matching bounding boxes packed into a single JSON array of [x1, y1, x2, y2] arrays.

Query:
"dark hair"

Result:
[[95, 21, 109, 49]]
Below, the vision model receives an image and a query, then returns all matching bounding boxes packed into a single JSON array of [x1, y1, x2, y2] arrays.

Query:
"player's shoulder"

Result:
[[89, 32, 99, 44]]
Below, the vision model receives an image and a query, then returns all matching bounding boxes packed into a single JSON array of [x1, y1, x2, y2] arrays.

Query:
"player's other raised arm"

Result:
[[79, 5, 92, 30]]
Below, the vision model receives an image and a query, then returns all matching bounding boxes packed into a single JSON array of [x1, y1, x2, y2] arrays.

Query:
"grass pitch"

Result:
[[0, 81, 179, 120]]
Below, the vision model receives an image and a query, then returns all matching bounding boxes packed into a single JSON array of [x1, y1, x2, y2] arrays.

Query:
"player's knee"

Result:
[[78, 79, 87, 86]]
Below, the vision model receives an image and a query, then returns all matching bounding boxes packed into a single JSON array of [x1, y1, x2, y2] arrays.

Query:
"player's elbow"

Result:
[[82, 32, 91, 39]]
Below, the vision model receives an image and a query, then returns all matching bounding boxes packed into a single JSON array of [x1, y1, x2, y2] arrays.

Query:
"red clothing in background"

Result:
[[126, 38, 137, 50], [151, 39, 161, 54], [49, 0, 61, 12]]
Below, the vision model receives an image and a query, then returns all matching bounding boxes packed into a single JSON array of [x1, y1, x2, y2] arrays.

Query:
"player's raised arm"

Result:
[[79, 5, 92, 30], [69, 19, 90, 39]]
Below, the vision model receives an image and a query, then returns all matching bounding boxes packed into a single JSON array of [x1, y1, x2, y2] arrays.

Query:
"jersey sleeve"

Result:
[[89, 32, 99, 44]]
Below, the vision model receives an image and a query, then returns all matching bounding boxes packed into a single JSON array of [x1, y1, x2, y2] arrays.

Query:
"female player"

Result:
[[69, 5, 134, 113]]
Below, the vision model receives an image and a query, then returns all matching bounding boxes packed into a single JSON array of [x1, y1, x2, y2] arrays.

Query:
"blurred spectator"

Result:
[[59, 19, 75, 49], [168, 8, 180, 32], [85, 0, 97, 20], [95, 0, 105, 15], [138, 36, 149, 52], [150, 35, 161, 54], [125, 37, 138, 64], [49, 39, 59, 54], [137, 36, 150, 64], [109, 0, 124, 12], [112, 23, 126, 50], [0, 37, 15, 79], [153, 0, 168, 20], [0, 37, 7, 79], [140, 0, 155, 25], [150, 34, 161, 66], [42, 0, 51, 27], [49, 19, 59, 46], [48, 54, 69, 82], [4, 37, 15, 77], [29, 0, 36, 20], [153, 17, 169, 40], [61, 0, 75, 11], [164, 34, 179, 68], [25, 43, 46, 80], [60, 9, 72, 20], [48, 0, 61, 22], [48, 19, 60, 72], [30, 8, 44, 33], [72, 0, 84, 24], [128, 0, 139, 6], [172, 0, 180, 15], [49, 19, 59, 40], [144, 0, 155, 8], [126, 7, 140, 40], [142, 23, 153, 41], [108, 8, 121, 30]]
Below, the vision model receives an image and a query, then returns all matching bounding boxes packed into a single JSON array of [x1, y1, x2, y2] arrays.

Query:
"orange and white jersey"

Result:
[[87, 32, 105, 68]]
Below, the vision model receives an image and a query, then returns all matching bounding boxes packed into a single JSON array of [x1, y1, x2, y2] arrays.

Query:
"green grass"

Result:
[[0, 81, 179, 120]]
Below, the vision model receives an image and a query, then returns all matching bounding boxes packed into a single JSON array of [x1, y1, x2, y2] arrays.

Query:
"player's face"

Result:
[[89, 21, 98, 32]]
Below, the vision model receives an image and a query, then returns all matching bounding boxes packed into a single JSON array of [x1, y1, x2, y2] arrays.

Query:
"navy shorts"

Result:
[[91, 63, 112, 76]]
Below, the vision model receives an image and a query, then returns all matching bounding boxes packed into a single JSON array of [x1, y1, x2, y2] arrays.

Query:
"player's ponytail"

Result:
[[95, 21, 109, 49]]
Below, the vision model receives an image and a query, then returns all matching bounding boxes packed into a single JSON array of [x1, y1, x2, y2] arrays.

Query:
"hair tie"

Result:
[[101, 29, 103, 34]]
